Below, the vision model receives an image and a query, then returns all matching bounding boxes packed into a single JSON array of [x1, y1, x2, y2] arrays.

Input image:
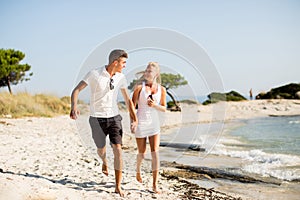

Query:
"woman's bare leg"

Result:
[[136, 138, 146, 183], [149, 134, 161, 194]]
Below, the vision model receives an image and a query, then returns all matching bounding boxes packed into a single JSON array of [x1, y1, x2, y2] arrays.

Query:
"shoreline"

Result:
[[159, 100, 300, 200], [1, 100, 300, 199]]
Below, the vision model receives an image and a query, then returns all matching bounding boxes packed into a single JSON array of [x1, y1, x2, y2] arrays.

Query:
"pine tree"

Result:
[[0, 49, 33, 94]]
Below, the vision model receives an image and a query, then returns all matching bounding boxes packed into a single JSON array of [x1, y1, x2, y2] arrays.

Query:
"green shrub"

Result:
[[256, 83, 300, 99], [167, 101, 176, 108], [203, 90, 246, 105]]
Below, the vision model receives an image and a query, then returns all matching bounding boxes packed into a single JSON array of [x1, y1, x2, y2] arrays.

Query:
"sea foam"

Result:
[[212, 147, 300, 181]]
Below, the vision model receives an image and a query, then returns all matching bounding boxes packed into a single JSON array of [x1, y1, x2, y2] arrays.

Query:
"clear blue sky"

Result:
[[1, 0, 299, 99]]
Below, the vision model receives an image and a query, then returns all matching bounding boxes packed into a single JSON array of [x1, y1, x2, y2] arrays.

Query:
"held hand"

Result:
[[70, 109, 80, 120], [130, 121, 138, 134]]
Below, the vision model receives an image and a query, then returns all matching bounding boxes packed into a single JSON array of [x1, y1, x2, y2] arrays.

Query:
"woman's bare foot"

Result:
[[136, 172, 143, 183], [153, 185, 161, 194], [115, 187, 125, 197], [102, 164, 108, 176]]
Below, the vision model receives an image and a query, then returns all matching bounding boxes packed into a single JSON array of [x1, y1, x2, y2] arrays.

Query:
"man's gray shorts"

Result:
[[89, 115, 123, 148]]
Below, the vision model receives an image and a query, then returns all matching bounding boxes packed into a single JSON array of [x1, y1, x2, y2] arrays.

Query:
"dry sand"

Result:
[[1, 99, 300, 199]]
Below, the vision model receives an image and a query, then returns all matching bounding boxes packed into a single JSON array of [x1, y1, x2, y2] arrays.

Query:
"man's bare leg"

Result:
[[114, 169, 124, 197], [97, 147, 108, 176], [112, 144, 124, 197]]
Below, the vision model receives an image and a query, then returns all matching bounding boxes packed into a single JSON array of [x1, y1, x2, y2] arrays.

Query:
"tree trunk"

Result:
[[6, 77, 12, 94], [166, 90, 181, 111]]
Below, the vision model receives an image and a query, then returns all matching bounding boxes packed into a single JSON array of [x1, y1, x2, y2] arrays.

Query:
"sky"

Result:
[[1, 0, 299, 101]]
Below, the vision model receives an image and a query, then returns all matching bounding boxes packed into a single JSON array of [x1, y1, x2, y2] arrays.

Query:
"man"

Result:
[[70, 49, 137, 197]]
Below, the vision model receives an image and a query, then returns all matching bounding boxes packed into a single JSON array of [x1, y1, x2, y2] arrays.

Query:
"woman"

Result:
[[131, 62, 166, 194]]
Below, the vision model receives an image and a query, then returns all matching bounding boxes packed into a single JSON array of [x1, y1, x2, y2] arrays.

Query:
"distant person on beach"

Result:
[[131, 62, 167, 194], [70, 49, 137, 197], [249, 88, 253, 100]]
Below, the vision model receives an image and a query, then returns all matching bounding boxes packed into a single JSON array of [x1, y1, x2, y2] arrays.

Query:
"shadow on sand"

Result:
[[0, 168, 115, 193]]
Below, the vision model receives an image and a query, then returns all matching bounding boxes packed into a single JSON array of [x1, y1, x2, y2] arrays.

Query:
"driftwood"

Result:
[[161, 161, 282, 185], [269, 114, 300, 117], [160, 142, 205, 152]]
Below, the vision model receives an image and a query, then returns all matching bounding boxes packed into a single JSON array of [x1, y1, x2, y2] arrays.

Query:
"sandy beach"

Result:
[[1, 99, 300, 199]]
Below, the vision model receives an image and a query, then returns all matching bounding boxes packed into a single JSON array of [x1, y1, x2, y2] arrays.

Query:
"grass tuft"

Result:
[[0, 92, 71, 118]]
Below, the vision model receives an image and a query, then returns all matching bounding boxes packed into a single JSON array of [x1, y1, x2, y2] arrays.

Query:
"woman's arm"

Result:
[[149, 86, 167, 112], [132, 85, 142, 109]]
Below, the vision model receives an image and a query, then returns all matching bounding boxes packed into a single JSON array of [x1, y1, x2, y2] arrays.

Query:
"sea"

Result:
[[160, 115, 300, 182]]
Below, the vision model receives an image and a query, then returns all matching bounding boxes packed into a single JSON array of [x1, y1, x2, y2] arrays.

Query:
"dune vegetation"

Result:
[[0, 92, 72, 118]]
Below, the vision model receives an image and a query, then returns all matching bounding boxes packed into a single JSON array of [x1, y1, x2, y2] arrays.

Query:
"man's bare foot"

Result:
[[136, 172, 143, 183], [153, 185, 161, 194], [115, 187, 125, 197], [102, 164, 108, 176]]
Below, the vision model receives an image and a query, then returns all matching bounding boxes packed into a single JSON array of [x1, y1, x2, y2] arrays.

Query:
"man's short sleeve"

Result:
[[82, 70, 93, 85], [119, 74, 128, 89]]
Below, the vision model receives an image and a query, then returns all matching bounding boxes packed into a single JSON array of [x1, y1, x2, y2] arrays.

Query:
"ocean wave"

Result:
[[243, 163, 300, 181], [289, 120, 300, 124], [211, 148, 300, 181]]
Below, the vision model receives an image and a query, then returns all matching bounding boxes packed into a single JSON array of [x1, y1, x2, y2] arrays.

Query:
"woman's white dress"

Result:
[[135, 83, 161, 138]]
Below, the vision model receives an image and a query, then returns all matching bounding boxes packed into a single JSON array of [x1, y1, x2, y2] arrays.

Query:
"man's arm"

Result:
[[70, 81, 87, 120], [121, 88, 137, 123]]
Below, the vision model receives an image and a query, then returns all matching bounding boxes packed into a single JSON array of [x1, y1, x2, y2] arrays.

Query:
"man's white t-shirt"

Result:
[[82, 66, 127, 118]]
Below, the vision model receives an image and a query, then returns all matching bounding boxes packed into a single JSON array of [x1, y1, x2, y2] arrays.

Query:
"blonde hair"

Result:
[[133, 62, 161, 90], [146, 62, 161, 84]]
